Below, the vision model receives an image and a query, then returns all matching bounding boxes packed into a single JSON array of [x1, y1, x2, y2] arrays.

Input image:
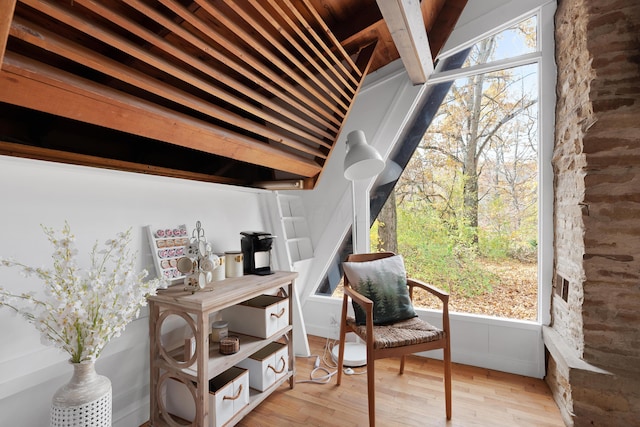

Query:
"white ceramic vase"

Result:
[[50, 361, 112, 427]]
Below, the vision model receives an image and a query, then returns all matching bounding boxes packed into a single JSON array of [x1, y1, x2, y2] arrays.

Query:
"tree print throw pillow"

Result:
[[342, 255, 417, 325]]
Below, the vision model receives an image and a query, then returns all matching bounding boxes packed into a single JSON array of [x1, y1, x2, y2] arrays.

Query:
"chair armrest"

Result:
[[343, 284, 375, 339], [407, 277, 449, 305], [407, 278, 451, 337], [344, 284, 373, 311]]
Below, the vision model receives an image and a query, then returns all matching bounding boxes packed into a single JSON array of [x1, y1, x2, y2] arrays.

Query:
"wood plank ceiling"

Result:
[[0, 0, 466, 189]]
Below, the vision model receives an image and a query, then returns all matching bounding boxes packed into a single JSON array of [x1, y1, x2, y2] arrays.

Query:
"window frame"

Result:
[[425, 8, 555, 325]]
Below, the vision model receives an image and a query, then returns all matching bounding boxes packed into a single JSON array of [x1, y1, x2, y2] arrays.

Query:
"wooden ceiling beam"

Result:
[[0, 0, 16, 65], [0, 54, 323, 178], [10, 17, 329, 160], [376, 0, 434, 84], [325, 1, 383, 44], [331, 0, 467, 76]]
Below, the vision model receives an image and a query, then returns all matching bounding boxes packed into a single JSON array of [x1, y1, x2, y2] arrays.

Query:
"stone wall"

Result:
[[548, 0, 640, 425], [553, 0, 592, 357]]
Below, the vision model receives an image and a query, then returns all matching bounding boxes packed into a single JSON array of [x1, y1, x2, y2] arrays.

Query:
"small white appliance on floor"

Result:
[[331, 341, 367, 367]]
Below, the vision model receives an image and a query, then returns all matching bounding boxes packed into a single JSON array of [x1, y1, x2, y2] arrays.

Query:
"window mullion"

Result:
[[428, 51, 541, 86]]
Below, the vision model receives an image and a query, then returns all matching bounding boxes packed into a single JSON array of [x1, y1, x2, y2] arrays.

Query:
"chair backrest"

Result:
[[343, 251, 396, 289], [345, 251, 396, 263]]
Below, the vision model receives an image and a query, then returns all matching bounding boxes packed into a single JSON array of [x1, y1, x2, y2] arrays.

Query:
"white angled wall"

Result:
[[0, 155, 270, 426]]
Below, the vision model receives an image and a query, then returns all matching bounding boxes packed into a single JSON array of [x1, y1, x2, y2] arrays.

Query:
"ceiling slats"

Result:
[[0, 0, 466, 187], [80, 0, 337, 144], [2, 0, 374, 187], [9, 16, 330, 159], [295, 0, 362, 83], [221, 0, 351, 110], [261, 0, 357, 95], [0, 53, 324, 177], [16, 0, 332, 157], [242, 0, 354, 101], [189, 0, 348, 114], [123, 0, 341, 135]]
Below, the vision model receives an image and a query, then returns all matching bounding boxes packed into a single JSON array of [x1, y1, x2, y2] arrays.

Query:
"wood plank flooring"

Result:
[[144, 335, 564, 426], [240, 336, 563, 426]]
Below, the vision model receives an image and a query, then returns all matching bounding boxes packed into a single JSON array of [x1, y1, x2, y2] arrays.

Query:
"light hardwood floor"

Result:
[[144, 335, 564, 426]]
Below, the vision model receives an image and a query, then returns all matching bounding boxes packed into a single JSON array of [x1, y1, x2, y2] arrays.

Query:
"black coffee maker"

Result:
[[240, 231, 275, 275]]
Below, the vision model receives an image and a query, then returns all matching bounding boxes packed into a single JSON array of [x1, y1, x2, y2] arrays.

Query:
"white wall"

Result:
[[0, 155, 269, 426]]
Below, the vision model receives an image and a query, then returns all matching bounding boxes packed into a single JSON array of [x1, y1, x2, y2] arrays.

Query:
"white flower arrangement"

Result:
[[0, 223, 166, 363]]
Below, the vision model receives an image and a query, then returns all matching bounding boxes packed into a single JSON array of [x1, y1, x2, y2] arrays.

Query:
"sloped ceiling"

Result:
[[0, 0, 466, 189]]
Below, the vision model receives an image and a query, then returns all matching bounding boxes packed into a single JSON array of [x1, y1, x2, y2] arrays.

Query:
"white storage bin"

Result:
[[222, 295, 289, 338], [165, 366, 249, 427], [236, 342, 288, 392]]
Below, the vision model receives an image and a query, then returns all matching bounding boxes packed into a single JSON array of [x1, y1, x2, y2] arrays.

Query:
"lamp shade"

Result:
[[343, 130, 385, 180]]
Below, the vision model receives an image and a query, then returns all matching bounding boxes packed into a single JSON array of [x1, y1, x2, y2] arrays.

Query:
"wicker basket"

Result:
[[219, 336, 240, 355]]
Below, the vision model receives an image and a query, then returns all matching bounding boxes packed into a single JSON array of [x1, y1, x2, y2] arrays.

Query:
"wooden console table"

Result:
[[148, 271, 297, 426]]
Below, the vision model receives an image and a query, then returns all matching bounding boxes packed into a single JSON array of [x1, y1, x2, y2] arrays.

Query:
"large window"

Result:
[[374, 17, 541, 320], [315, 13, 552, 324]]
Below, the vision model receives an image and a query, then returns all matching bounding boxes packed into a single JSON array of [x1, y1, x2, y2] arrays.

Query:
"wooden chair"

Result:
[[336, 252, 452, 426]]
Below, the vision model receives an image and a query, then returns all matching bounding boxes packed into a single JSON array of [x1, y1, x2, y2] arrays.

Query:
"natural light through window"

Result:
[[318, 15, 546, 322], [373, 16, 540, 320], [438, 16, 537, 72]]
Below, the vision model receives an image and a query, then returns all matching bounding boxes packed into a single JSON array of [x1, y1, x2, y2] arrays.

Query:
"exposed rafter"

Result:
[[376, 0, 434, 84], [0, 0, 467, 188]]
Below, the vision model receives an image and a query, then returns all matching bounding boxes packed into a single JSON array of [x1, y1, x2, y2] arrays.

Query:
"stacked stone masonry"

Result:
[[549, 0, 640, 425]]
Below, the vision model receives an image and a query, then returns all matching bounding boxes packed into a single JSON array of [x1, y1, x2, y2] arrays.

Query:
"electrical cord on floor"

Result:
[[296, 338, 366, 384], [322, 337, 338, 369], [295, 354, 337, 384]]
